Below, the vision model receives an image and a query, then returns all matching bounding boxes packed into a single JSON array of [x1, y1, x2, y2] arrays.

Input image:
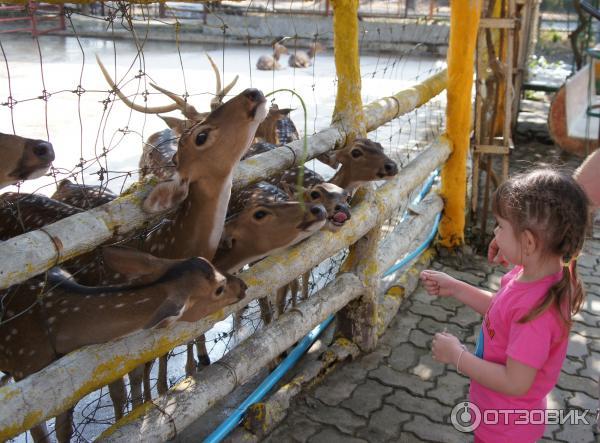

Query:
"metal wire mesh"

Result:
[[1, 2, 446, 441]]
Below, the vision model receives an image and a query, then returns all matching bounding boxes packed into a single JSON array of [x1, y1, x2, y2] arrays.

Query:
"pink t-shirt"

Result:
[[469, 266, 568, 443]]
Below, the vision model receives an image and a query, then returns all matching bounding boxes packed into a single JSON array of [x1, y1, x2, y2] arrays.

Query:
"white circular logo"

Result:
[[450, 401, 481, 432]]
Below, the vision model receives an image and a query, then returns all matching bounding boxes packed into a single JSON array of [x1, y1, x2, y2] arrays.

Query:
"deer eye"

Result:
[[351, 149, 363, 158], [215, 285, 225, 296], [310, 191, 321, 200], [253, 210, 268, 220], [195, 131, 209, 146]]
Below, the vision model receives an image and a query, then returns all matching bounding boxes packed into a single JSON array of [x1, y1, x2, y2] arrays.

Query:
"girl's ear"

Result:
[[522, 229, 538, 256]]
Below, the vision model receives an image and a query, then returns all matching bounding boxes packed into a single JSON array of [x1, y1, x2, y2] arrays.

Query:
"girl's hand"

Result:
[[419, 270, 458, 297], [431, 332, 463, 366], [487, 237, 509, 267]]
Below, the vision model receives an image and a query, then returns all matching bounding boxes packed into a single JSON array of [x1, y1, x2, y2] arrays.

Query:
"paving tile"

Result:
[[388, 343, 420, 372], [369, 366, 434, 396], [410, 353, 445, 381], [313, 377, 358, 406], [408, 329, 433, 349], [581, 351, 600, 380], [307, 427, 367, 443], [402, 414, 467, 443], [447, 305, 482, 329], [340, 379, 393, 418], [562, 355, 585, 375], [427, 371, 469, 407], [356, 405, 409, 442], [417, 317, 468, 340], [303, 403, 367, 434], [567, 391, 599, 411], [386, 389, 449, 423], [567, 333, 592, 359], [556, 372, 598, 395], [554, 422, 597, 443], [409, 300, 452, 322]]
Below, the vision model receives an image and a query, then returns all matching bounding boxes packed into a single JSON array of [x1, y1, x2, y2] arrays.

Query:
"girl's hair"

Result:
[[492, 168, 589, 329]]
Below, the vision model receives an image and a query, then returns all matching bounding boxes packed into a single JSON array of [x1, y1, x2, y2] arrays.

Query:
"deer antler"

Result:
[[205, 53, 239, 110], [96, 54, 184, 115]]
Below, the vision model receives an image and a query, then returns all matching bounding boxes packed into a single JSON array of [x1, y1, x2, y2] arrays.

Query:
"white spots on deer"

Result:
[[114, 303, 125, 309]]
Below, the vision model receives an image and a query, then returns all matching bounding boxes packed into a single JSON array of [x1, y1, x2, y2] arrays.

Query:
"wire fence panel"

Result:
[[0, 2, 447, 441]]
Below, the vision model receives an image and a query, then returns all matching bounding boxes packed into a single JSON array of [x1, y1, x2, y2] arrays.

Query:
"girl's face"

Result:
[[493, 215, 524, 265]]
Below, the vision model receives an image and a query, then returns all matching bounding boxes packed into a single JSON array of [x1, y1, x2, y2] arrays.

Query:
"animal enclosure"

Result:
[[0, 1, 477, 441]]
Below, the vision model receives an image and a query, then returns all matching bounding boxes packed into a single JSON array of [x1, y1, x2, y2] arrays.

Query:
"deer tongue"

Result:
[[333, 212, 348, 223]]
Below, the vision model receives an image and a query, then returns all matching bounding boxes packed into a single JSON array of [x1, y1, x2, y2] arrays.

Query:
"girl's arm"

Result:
[[458, 352, 537, 396], [420, 270, 493, 315], [432, 332, 537, 396], [452, 279, 494, 315]]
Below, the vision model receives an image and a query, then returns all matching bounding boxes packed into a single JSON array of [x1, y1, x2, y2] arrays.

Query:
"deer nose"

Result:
[[384, 162, 398, 175], [243, 88, 265, 103], [32, 141, 55, 162], [309, 204, 326, 220]]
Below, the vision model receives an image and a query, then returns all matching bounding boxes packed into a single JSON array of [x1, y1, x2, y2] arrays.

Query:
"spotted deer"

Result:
[[51, 179, 117, 209], [270, 138, 398, 312], [0, 246, 246, 443], [256, 41, 289, 71], [4, 86, 268, 427], [0, 133, 54, 189], [288, 42, 324, 68]]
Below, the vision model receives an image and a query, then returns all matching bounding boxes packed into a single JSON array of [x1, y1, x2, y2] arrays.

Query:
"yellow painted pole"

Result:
[[439, 0, 482, 248], [331, 0, 379, 352], [331, 0, 366, 139]]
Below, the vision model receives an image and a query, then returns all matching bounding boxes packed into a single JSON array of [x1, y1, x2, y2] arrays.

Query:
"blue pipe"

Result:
[[204, 315, 335, 443], [205, 169, 442, 442]]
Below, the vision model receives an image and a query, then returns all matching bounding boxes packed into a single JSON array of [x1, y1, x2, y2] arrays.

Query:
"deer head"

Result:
[[320, 138, 398, 192], [0, 133, 54, 189], [214, 181, 327, 273], [0, 246, 246, 380], [213, 200, 326, 273]]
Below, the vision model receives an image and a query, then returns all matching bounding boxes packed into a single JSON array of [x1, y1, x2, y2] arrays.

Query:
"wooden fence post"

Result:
[[439, 0, 482, 248], [331, 0, 380, 353]]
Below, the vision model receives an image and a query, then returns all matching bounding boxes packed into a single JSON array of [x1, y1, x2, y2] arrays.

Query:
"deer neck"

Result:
[[329, 167, 359, 192], [145, 175, 233, 260], [52, 284, 180, 353]]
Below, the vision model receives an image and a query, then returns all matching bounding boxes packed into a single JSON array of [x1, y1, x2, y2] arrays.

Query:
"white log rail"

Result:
[[0, 68, 447, 290], [98, 274, 365, 442], [0, 138, 451, 442]]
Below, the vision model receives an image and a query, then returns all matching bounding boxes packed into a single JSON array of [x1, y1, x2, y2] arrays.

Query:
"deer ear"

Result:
[[144, 298, 185, 329], [316, 151, 340, 168], [143, 174, 189, 214], [159, 116, 192, 136], [101, 246, 181, 281], [277, 108, 294, 116]]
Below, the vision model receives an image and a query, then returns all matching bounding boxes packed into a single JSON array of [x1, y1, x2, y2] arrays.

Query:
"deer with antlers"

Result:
[[0, 132, 54, 189], [2, 69, 267, 431], [0, 246, 246, 443], [256, 40, 289, 71]]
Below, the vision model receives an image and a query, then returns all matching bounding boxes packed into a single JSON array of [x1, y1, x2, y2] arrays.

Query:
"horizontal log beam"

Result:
[[0, 69, 447, 290], [98, 274, 365, 442], [0, 137, 451, 441]]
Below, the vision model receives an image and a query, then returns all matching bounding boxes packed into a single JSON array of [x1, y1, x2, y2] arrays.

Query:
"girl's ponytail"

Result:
[[519, 258, 585, 333]]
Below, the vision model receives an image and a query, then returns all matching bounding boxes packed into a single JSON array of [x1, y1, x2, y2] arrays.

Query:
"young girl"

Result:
[[420, 169, 589, 442]]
